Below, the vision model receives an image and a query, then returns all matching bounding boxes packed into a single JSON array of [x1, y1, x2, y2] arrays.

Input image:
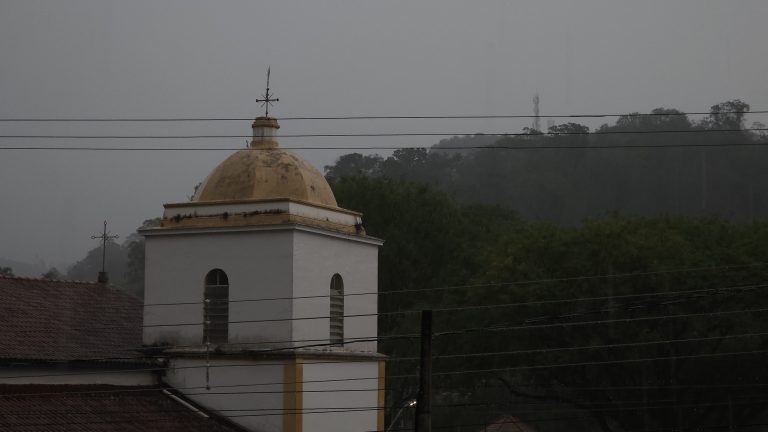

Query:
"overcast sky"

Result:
[[1, 0, 768, 272]]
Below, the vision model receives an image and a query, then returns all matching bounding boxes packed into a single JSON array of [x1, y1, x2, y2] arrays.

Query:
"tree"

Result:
[[706, 99, 750, 130], [325, 153, 383, 178], [330, 177, 521, 428], [521, 127, 544, 135], [326, 177, 768, 431], [379, 148, 429, 180], [547, 122, 589, 135], [322, 99, 768, 224], [0, 267, 13, 277], [427, 215, 768, 431], [41, 267, 62, 279], [612, 108, 691, 132]]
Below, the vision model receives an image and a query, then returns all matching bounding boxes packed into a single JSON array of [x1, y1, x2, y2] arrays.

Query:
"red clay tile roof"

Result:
[[0, 276, 142, 361], [0, 385, 244, 431]]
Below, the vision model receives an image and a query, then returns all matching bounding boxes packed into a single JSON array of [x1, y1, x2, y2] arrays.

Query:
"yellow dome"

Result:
[[192, 117, 338, 207]]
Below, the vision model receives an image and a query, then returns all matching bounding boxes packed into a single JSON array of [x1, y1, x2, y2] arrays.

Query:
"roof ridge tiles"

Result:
[[0, 274, 104, 285]]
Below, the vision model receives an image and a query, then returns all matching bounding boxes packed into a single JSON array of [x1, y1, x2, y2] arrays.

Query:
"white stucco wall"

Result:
[[292, 231, 379, 352], [302, 361, 381, 432], [165, 358, 285, 432], [164, 357, 382, 432], [143, 229, 294, 347], [144, 225, 380, 352], [142, 216, 384, 432]]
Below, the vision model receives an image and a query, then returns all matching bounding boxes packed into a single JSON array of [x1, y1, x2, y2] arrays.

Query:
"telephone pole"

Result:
[[415, 310, 433, 432]]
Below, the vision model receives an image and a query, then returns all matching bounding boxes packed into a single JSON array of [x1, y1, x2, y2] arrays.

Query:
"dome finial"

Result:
[[251, 67, 280, 148], [255, 67, 279, 117]]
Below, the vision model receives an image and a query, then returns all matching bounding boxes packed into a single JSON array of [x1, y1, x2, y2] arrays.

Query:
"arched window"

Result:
[[330, 274, 344, 345], [204, 269, 229, 344]]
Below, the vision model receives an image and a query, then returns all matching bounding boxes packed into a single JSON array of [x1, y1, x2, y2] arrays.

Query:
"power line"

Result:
[[11, 280, 765, 348], [132, 281, 768, 329], [380, 416, 768, 432], [0, 362, 382, 384], [0, 127, 764, 140], [6, 394, 768, 429], [4, 377, 768, 400], [5, 323, 768, 386], [3, 279, 766, 380], [3, 396, 763, 417], [13, 312, 768, 371], [0, 110, 764, 122], [386, 349, 768, 380], [3, 311, 767, 383], [435, 305, 768, 337], [14, 280, 758, 333], [142, 262, 768, 306], [4, 142, 768, 152], [5, 279, 763, 377], [5, 394, 768, 424], [0, 327, 758, 383], [151, 282, 766, 328], [397, 330, 768, 362]]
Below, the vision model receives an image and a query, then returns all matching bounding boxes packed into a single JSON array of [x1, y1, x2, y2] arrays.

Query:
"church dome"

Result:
[[192, 117, 338, 207]]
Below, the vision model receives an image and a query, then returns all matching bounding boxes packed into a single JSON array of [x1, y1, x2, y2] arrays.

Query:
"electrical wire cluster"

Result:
[[2, 111, 768, 430], [1, 263, 767, 430]]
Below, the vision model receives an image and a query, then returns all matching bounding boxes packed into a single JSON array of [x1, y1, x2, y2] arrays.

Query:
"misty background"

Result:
[[2, 0, 768, 275]]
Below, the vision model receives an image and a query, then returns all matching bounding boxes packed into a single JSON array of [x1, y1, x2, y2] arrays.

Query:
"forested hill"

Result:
[[330, 177, 768, 432], [326, 100, 768, 224]]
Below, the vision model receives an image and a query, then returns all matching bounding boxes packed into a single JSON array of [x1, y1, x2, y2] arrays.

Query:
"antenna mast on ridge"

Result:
[[532, 93, 541, 132]]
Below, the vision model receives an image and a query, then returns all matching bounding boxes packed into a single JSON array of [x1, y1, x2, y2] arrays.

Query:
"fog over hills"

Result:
[[1, 1, 768, 266]]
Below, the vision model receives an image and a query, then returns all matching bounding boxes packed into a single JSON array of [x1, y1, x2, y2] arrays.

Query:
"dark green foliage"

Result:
[[0, 267, 13, 276], [325, 100, 768, 225], [325, 153, 384, 178], [331, 177, 768, 432]]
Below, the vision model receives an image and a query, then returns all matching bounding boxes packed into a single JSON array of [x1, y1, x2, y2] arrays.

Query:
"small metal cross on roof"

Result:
[[255, 67, 279, 117], [91, 220, 119, 282]]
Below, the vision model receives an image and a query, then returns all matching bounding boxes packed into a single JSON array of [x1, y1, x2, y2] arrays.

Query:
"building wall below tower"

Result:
[[302, 360, 381, 432], [165, 357, 285, 432], [164, 357, 383, 432]]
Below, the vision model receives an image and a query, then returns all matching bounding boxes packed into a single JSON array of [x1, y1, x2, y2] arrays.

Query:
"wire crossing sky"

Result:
[[1, 0, 768, 266]]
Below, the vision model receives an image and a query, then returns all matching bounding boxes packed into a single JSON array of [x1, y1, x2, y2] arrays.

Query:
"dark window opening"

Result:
[[330, 273, 344, 345], [204, 269, 229, 344]]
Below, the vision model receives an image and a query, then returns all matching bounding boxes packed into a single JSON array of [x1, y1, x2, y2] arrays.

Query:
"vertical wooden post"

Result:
[[415, 310, 433, 432], [378, 360, 386, 432]]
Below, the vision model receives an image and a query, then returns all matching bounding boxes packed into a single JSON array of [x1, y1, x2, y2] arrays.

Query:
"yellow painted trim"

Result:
[[283, 359, 303, 432], [378, 360, 386, 432]]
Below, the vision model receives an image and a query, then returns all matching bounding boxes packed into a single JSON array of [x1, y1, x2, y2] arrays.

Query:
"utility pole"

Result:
[[415, 310, 433, 432]]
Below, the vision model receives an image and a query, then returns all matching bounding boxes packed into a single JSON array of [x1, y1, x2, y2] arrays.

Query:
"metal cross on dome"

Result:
[[255, 67, 279, 117]]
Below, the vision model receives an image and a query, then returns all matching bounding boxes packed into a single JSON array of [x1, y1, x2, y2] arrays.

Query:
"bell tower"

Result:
[[141, 78, 384, 432]]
